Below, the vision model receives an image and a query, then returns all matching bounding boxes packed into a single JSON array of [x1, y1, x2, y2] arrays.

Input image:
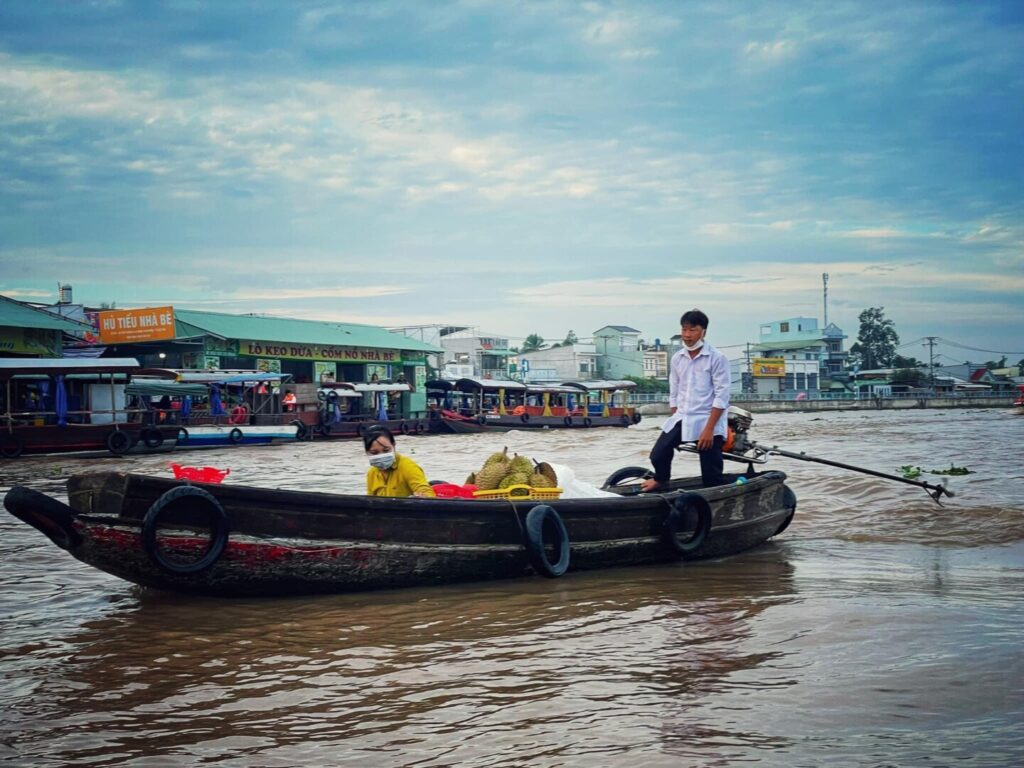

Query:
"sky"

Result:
[[0, 0, 1022, 364]]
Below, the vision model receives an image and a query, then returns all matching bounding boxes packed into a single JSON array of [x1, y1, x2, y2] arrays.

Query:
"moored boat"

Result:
[[309, 381, 432, 439], [2, 467, 795, 597], [1, 358, 181, 459]]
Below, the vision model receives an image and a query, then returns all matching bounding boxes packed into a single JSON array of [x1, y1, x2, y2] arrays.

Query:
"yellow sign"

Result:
[[753, 357, 785, 377], [98, 306, 176, 344], [240, 340, 399, 363]]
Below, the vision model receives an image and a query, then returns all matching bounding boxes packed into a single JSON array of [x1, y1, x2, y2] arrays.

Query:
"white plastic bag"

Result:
[[547, 462, 618, 499]]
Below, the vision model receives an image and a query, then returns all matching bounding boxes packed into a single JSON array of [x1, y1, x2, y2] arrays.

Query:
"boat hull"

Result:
[[175, 424, 299, 448], [5, 470, 794, 597], [1, 423, 180, 458], [437, 413, 638, 434]]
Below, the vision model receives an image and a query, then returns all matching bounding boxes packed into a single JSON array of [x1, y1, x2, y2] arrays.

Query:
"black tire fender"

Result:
[[582, 417, 592, 428], [177, 427, 189, 443], [3, 486, 81, 550], [142, 485, 230, 575], [327, 390, 340, 404], [1, 434, 25, 459], [415, 421, 425, 434], [664, 492, 712, 557], [602, 465, 651, 489], [632, 412, 642, 424], [228, 427, 244, 444], [477, 415, 487, 425], [105, 429, 132, 456], [773, 485, 797, 537], [142, 428, 164, 448], [620, 414, 631, 425], [291, 419, 308, 440], [400, 421, 411, 435], [563, 416, 573, 426], [520, 413, 530, 423], [523, 504, 571, 577]]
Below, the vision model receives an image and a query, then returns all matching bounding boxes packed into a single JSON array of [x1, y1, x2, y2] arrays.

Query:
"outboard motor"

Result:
[[725, 406, 754, 454]]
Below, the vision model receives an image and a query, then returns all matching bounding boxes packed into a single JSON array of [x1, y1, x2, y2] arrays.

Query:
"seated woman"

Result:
[[363, 425, 435, 498]]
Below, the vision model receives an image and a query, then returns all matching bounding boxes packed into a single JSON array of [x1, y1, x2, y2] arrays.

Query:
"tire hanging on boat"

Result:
[[523, 504, 571, 578], [141, 428, 164, 448], [0, 434, 24, 459], [663, 492, 712, 557], [520, 413, 530, 423], [583, 417, 592, 428], [142, 485, 230, 575], [291, 419, 308, 440], [620, 414, 631, 426], [400, 421, 410, 435], [105, 429, 131, 456], [601, 465, 650, 489], [477, 415, 487, 425], [772, 485, 797, 537], [2, 486, 81, 550], [563, 416, 573, 426], [177, 427, 189, 443], [632, 412, 642, 424], [415, 421, 425, 434], [228, 428, 244, 444]]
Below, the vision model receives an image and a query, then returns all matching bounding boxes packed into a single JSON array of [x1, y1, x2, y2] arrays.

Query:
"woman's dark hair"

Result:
[[680, 309, 709, 329], [362, 425, 395, 451]]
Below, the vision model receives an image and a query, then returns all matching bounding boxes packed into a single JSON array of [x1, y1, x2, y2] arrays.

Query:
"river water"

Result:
[[1, 409, 1022, 767]]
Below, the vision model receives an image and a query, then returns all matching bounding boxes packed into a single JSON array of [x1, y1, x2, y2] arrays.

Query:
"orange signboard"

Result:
[[98, 306, 176, 344]]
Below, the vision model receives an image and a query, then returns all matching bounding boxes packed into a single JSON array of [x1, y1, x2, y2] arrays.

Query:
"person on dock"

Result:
[[641, 309, 730, 491], [363, 425, 436, 498]]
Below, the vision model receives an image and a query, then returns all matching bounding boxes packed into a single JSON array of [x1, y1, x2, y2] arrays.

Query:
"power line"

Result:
[[935, 338, 1024, 355]]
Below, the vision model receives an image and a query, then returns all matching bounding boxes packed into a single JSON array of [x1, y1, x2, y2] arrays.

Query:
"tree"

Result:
[[891, 354, 924, 368], [848, 307, 899, 370], [984, 356, 1007, 370], [624, 375, 668, 394], [521, 334, 546, 352], [562, 330, 579, 346], [891, 368, 925, 387]]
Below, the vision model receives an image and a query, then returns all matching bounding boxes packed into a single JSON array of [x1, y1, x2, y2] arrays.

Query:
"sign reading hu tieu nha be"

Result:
[[752, 357, 786, 378], [98, 306, 176, 344], [240, 340, 400, 363]]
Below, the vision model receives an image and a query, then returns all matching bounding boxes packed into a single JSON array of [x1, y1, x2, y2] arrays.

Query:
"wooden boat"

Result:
[[307, 381, 432, 439], [2, 467, 796, 597], [0, 358, 181, 459], [132, 369, 303, 448], [426, 377, 641, 433]]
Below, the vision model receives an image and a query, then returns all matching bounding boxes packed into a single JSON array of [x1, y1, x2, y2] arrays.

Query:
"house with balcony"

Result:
[[437, 329, 512, 379], [593, 325, 644, 380], [746, 317, 849, 393], [515, 343, 598, 383]]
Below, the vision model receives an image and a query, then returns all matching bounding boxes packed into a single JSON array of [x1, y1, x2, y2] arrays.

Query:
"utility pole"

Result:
[[924, 336, 938, 393], [822, 272, 829, 327], [745, 341, 753, 393]]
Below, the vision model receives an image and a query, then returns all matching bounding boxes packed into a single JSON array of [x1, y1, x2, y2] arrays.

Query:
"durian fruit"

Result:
[[529, 471, 555, 488], [483, 447, 510, 468], [475, 460, 509, 491], [509, 453, 533, 476], [534, 460, 557, 485], [499, 472, 530, 489], [465, 472, 477, 486]]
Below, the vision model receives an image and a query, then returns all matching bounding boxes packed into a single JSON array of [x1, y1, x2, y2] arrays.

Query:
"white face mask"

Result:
[[368, 452, 396, 470], [683, 339, 704, 352]]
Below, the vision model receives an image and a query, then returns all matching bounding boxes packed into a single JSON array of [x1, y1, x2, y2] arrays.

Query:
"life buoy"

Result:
[[141, 485, 229, 575], [400, 421, 410, 435], [663, 492, 712, 557], [0, 434, 25, 459], [105, 430, 132, 456], [632, 412, 642, 424], [229, 406, 248, 425], [141, 428, 164, 449], [563, 416, 573, 427], [523, 504, 570, 577], [228, 428, 244, 444], [583, 417, 592, 428], [291, 419, 308, 440], [477, 415, 487, 426], [520, 413, 530, 423]]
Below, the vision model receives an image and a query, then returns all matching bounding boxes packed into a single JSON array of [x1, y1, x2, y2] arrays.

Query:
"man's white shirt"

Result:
[[661, 342, 731, 440]]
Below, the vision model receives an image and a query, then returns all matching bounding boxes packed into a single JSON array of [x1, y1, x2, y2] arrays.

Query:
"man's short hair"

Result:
[[680, 309, 709, 328]]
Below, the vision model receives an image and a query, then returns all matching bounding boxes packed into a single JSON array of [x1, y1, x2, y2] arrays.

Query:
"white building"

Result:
[[515, 343, 598, 383]]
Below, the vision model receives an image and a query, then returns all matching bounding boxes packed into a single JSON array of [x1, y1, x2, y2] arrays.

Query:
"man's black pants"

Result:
[[650, 422, 724, 487]]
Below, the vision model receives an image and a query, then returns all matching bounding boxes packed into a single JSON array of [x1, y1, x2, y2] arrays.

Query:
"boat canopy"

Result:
[[560, 379, 638, 391], [352, 382, 411, 393], [126, 380, 211, 398], [427, 377, 527, 392], [525, 384, 580, 394], [0, 358, 142, 380], [137, 369, 291, 385]]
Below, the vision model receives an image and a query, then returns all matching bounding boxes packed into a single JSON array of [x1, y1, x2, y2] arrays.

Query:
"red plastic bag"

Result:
[[170, 463, 230, 484], [432, 483, 477, 499]]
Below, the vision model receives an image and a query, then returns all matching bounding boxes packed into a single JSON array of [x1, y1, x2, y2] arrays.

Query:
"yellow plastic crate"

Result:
[[472, 484, 564, 501]]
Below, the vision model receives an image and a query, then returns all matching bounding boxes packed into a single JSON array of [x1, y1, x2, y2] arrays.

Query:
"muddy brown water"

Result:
[[1, 409, 1022, 767]]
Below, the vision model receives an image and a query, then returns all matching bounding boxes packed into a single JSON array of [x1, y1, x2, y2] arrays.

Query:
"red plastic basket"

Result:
[[431, 483, 477, 499], [170, 463, 230, 484]]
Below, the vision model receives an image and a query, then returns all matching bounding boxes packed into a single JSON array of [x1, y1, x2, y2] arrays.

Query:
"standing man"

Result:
[[641, 309, 731, 491]]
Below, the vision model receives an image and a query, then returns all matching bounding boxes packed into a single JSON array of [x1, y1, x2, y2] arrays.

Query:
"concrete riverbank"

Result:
[[638, 395, 1017, 415]]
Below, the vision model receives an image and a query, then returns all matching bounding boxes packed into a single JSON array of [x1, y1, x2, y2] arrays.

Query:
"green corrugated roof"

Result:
[[0, 295, 95, 332], [173, 309, 441, 353]]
